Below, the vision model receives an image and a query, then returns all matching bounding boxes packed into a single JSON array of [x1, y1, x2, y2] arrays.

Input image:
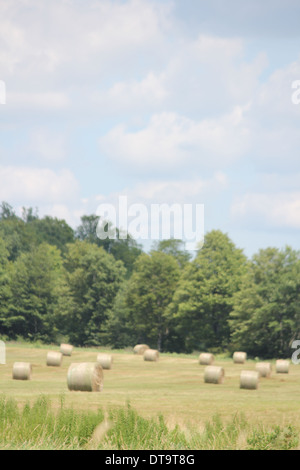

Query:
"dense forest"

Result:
[[0, 201, 299, 359]]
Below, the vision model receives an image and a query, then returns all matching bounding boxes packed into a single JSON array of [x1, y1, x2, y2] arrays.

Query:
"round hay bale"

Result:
[[133, 344, 150, 355], [67, 362, 103, 392], [255, 362, 272, 378], [60, 343, 73, 356], [276, 359, 289, 374], [240, 370, 259, 390], [12, 362, 32, 380], [199, 353, 214, 365], [144, 349, 159, 362], [233, 351, 247, 364], [96, 353, 113, 370], [204, 366, 224, 384], [46, 351, 63, 367]]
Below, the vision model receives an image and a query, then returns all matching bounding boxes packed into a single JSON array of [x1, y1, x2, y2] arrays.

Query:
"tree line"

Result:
[[0, 201, 299, 359]]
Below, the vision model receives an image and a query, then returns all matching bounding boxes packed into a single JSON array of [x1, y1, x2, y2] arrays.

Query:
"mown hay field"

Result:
[[1, 342, 300, 432]]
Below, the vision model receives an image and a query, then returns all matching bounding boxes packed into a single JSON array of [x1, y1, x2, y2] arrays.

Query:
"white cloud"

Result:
[[0, 166, 79, 204], [99, 108, 250, 174], [121, 172, 228, 203], [146, 34, 267, 116], [7, 92, 69, 110], [0, 0, 171, 84], [240, 57, 300, 171], [88, 34, 266, 118], [0, 3, 267, 119], [86, 0, 170, 52], [254, 58, 300, 119], [90, 172, 228, 218], [27, 128, 67, 162], [231, 191, 300, 229], [93, 72, 168, 114]]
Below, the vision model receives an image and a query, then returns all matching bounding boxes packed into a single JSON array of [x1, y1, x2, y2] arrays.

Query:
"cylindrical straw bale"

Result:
[[233, 351, 247, 364], [199, 353, 214, 365], [276, 360, 289, 374], [255, 362, 272, 378], [12, 362, 32, 380], [46, 351, 63, 367], [204, 366, 224, 384], [60, 343, 73, 356], [96, 353, 113, 370], [67, 362, 103, 392], [144, 349, 159, 362], [240, 370, 259, 389], [133, 344, 150, 355]]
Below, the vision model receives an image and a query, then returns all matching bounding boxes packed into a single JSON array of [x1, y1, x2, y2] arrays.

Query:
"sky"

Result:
[[0, 0, 300, 257]]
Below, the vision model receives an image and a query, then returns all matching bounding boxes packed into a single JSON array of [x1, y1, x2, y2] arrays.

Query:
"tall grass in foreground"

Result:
[[0, 395, 298, 450]]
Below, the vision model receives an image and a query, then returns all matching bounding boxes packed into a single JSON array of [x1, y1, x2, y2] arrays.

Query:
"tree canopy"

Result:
[[230, 246, 300, 358], [168, 230, 248, 352], [0, 201, 299, 358]]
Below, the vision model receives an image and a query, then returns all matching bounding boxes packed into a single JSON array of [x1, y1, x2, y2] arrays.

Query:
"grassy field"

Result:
[[0, 342, 299, 449]]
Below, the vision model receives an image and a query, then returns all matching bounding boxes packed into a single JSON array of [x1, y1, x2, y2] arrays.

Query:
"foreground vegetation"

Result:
[[0, 395, 298, 450]]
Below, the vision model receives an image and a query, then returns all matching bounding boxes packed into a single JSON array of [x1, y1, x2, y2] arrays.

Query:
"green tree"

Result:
[[75, 215, 100, 244], [21, 206, 39, 223], [8, 243, 64, 341], [76, 214, 143, 277], [168, 230, 247, 353], [0, 204, 38, 261], [0, 237, 12, 337], [0, 202, 16, 219], [102, 280, 136, 349], [30, 216, 74, 254], [109, 235, 143, 278], [63, 241, 126, 346], [0, 203, 75, 260], [230, 246, 300, 358], [125, 251, 180, 351], [151, 239, 191, 269]]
